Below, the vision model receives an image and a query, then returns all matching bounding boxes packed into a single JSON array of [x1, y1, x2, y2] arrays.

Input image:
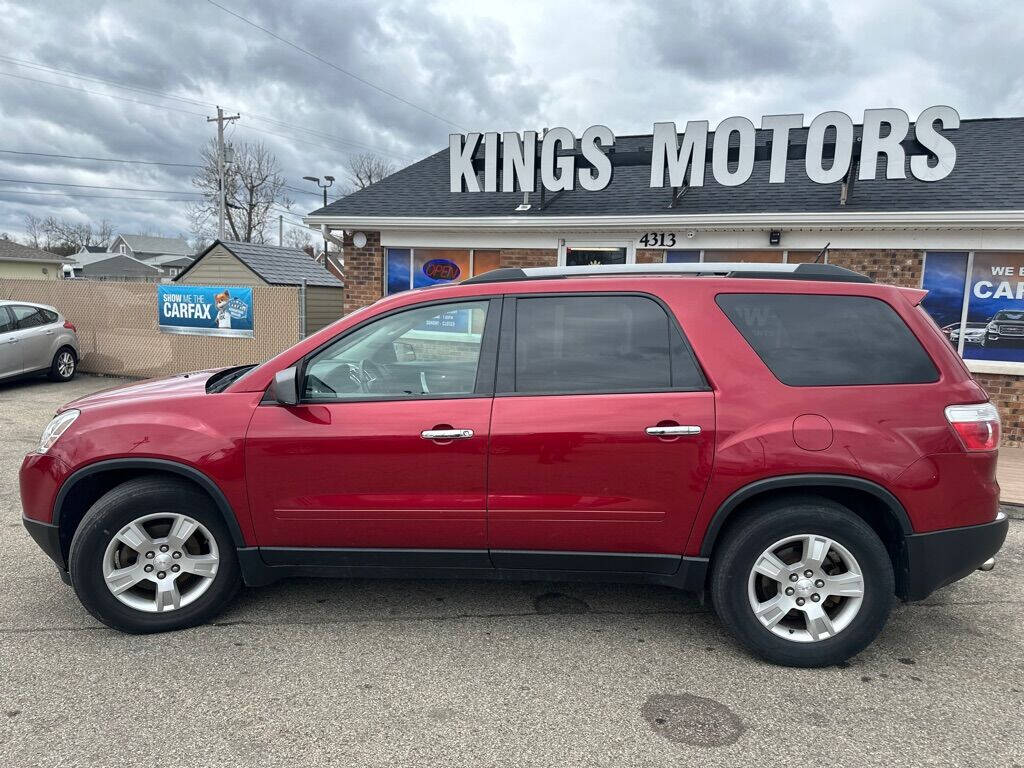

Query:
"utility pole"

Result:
[[278, 215, 283, 246], [207, 106, 240, 240]]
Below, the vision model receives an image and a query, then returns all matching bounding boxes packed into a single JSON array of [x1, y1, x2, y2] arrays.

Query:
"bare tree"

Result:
[[22, 214, 115, 255], [345, 152, 396, 191], [283, 226, 312, 250], [23, 214, 46, 249], [189, 138, 290, 243]]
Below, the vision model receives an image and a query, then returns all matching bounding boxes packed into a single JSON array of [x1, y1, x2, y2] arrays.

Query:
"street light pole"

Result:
[[303, 175, 335, 261]]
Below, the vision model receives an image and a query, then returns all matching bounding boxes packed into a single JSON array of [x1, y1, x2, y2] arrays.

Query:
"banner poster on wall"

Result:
[[921, 252, 1024, 366], [158, 285, 254, 338]]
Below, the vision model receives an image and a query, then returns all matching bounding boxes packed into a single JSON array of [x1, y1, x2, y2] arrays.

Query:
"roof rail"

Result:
[[460, 262, 873, 285]]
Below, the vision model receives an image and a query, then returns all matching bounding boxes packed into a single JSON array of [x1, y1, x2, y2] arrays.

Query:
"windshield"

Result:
[[994, 311, 1024, 321]]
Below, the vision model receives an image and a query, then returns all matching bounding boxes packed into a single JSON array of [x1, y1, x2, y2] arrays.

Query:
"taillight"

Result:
[[945, 403, 1000, 451], [63, 320, 76, 332]]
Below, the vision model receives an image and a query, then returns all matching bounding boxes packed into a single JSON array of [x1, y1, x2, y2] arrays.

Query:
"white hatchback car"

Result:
[[0, 300, 79, 382]]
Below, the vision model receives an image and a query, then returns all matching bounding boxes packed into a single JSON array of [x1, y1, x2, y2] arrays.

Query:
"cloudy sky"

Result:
[[1, 0, 1021, 245]]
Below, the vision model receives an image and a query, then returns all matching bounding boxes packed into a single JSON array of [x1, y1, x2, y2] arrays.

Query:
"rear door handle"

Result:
[[645, 425, 701, 436], [45, 330, 55, 335], [421, 429, 474, 440]]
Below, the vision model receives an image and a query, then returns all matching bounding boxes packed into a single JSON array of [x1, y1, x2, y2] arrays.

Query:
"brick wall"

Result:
[[341, 230, 384, 315], [498, 248, 557, 269], [828, 249, 923, 288], [972, 373, 1024, 446]]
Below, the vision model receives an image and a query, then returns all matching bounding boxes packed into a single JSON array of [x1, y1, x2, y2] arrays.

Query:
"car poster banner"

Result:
[[963, 253, 1024, 364], [157, 285, 254, 338], [921, 251, 1024, 367]]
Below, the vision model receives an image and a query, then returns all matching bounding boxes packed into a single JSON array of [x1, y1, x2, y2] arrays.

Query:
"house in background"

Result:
[[69, 250, 162, 281], [0, 239, 68, 280], [108, 234, 194, 277], [67, 234, 195, 280], [175, 240, 344, 333]]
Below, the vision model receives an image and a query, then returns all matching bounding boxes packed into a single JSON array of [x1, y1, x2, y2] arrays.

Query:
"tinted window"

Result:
[[11, 305, 48, 329], [41, 309, 58, 323], [303, 300, 489, 400], [716, 293, 939, 386], [514, 295, 703, 393], [0, 307, 14, 334]]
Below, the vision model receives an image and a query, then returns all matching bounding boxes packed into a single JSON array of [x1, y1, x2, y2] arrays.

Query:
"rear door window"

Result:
[[512, 295, 705, 393], [11, 305, 48, 329], [0, 307, 14, 334], [716, 293, 939, 386]]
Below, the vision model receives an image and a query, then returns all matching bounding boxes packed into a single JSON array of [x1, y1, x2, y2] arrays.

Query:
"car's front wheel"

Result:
[[710, 496, 894, 667], [68, 476, 241, 633]]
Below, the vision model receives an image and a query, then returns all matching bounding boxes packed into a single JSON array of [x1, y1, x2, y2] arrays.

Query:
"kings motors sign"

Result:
[[449, 106, 959, 194]]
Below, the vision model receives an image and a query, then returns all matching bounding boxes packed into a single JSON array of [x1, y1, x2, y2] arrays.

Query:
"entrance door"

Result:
[[486, 294, 715, 571], [245, 299, 499, 553]]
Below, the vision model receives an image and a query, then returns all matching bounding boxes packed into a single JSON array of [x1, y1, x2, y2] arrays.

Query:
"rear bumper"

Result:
[[899, 512, 1009, 601]]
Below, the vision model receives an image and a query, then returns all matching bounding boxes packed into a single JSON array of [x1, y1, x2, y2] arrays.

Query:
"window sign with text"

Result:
[[921, 251, 1024, 368]]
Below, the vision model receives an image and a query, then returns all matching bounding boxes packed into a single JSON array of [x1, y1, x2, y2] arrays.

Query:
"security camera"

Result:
[[686, 230, 696, 239]]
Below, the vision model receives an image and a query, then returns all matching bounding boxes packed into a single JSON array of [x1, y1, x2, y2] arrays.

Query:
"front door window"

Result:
[[565, 246, 627, 266]]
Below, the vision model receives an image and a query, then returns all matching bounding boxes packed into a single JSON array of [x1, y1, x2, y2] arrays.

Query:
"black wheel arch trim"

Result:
[[52, 458, 247, 549], [699, 473, 912, 557]]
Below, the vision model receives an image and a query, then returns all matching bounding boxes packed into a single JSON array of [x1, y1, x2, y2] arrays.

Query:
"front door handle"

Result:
[[645, 425, 701, 436], [421, 428, 474, 440]]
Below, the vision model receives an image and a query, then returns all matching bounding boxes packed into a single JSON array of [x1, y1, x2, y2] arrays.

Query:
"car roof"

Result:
[[0, 299, 58, 312]]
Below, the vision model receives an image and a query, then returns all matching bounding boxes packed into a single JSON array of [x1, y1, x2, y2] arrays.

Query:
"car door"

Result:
[[487, 293, 715, 573], [9, 305, 54, 372], [0, 307, 21, 378], [245, 298, 499, 557]]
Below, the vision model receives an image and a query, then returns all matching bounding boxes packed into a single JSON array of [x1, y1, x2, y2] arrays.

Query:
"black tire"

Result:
[[68, 476, 241, 633], [47, 346, 77, 381], [710, 496, 894, 668]]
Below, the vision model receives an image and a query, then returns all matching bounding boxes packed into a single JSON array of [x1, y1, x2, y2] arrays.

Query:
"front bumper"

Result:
[[22, 515, 70, 584], [899, 512, 1009, 601]]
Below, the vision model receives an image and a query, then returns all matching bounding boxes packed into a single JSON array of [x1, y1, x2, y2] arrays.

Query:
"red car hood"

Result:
[[60, 369, 221, 410]]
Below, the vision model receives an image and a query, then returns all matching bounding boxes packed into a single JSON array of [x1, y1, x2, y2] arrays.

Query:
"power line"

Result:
[[0, 71, 208, 117], [0, 149, 202, 168], [204, 0, 467, 131], [0, 189, 201, 202], [0, 177, 202, 194], [0, 55, 214, 108], [1, 57, 417, 163]]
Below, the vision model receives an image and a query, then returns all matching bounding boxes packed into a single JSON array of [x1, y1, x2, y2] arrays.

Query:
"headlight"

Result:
[[38, 409, 80, 454], [988, 322, 999, 332]]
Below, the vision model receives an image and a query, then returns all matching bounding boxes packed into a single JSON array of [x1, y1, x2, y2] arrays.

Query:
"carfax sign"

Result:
[[157, 285, 253, 338]]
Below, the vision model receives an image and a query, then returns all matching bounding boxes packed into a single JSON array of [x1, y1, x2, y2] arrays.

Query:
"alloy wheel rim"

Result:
[[747, 533, 864, 643], [58, 352, 74, 377], [102, 513, 219, 613]]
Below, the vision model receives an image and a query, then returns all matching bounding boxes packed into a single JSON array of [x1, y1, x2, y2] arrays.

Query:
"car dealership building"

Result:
[[306, 111, 1024, 444]]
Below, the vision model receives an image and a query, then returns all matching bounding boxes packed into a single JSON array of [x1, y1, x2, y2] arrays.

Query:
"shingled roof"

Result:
[[177, 240, 343, 287], [306, 117, 1024, 220], [0, 239, 67, 263]]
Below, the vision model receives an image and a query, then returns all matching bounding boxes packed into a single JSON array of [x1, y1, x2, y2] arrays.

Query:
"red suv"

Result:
[[20, 263, 1008, 666]]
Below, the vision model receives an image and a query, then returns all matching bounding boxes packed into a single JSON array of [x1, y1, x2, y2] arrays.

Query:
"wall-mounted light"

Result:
[[352, 231, 368, 248], [769, 230, 782, 246]]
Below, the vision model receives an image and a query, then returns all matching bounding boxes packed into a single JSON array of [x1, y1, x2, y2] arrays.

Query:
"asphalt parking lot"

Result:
[[1, 375, 1022, 768]]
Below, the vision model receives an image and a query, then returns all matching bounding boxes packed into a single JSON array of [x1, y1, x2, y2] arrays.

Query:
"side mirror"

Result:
[[271, 367, 299, 406]]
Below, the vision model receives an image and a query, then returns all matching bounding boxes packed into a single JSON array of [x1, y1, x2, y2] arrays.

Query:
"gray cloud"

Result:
[[1, 0, 1021, 243]]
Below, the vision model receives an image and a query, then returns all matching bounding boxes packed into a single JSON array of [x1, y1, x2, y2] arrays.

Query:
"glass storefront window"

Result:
[[565, 247, 627, 266], [704, 250, 784, 263], [921, 251, 1024, 368], [384, 248, 503, 295], [665, 250, 700, 263]]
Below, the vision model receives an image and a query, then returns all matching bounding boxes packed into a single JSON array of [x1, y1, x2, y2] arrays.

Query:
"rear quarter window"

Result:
[[716, 293, 939, 386]]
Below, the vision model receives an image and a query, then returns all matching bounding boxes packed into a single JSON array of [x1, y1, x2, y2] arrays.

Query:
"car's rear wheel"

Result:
[[48, 346, 76, 381], [68, 476, 241, 633], [710, 496, 893, 667]]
